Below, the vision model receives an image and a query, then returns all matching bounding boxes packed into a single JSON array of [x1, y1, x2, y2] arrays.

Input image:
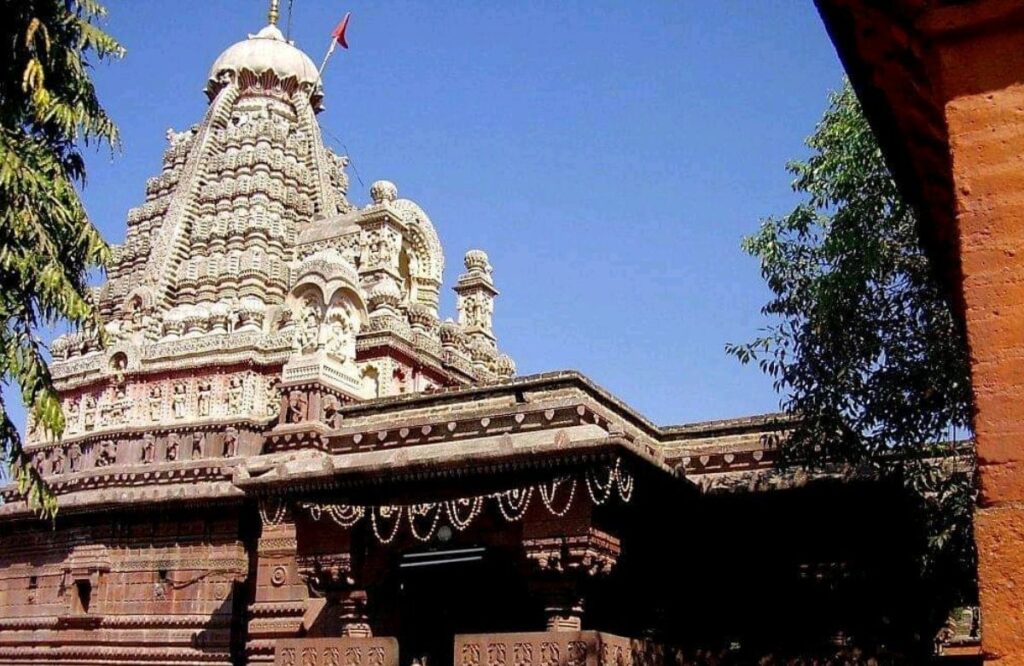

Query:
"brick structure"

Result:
[[0, 4, 981, 665], [816, 1, 1024, 662]]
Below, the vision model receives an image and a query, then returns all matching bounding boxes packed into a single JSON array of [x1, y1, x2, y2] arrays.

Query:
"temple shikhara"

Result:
[[0, 5, 981, 666]]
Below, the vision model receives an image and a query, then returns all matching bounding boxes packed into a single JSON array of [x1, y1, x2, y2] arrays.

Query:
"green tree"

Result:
[[0, 0, 122, 515], [727, 82, 976, 619]]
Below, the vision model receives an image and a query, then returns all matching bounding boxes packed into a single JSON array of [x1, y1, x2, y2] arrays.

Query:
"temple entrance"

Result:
[[392, 546, 539, 666]]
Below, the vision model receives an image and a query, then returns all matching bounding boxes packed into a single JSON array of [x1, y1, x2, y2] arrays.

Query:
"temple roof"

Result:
[[206, 23, 322, 106]]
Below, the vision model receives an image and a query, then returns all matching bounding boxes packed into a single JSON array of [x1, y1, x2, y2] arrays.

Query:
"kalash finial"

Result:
[[267, 0, 280, 26]]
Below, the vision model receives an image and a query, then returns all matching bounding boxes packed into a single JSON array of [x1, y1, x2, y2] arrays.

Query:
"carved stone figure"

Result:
[[324, 315, 355, 362], [109, 385, 127, 424], [149, 386, 163, 421], [275, 309, 293, 332], [364, 229, 396, 268], [142, 434, 156, 464], [197, 380, 212, 417], [287, 390, 308, 424], [96, 440, 117, 467], [111, 354, 127, 386], [461, 293, 492, 330], [293, 297, 321, 354], [25, 411, 38, 441], [192, 432, 205, 459], [33, 451, 47, 476], [82, 396, 97, 431], [228, 376, 244, 414], [322, 394, 343, 428], [65, 399, 80, 434], [173, 382, 187, 419], [223, 428, 239, 458], [265, 378, 281, 418], [166, 433, 180, 461], [68, 443, 82, 472], [129, 306, 143, 334], [52, 447, 66, 475]]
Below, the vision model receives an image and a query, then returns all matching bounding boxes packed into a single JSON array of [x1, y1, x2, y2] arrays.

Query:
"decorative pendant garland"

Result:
[[302, 458, 634, 544], [539, 477, 577, 517], [259, 497, 289, 526]]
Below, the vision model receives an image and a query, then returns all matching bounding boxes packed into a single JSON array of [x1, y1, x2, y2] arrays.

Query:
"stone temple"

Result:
[[0, 7, 978, 666]]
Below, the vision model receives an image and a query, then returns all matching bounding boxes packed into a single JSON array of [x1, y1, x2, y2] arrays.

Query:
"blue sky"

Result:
[[13, 1, 846, 431]]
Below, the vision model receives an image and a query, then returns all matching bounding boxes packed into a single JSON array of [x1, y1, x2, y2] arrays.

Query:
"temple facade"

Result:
[[0, 7, 978, 666]]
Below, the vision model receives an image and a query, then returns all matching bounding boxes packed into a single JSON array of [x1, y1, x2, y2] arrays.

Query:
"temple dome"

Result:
[[206, 24, 321, 100]]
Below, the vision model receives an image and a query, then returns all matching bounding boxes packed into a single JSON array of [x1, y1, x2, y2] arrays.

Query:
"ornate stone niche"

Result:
[[283, 271, 369, 402], [60, 544, 111, 626]]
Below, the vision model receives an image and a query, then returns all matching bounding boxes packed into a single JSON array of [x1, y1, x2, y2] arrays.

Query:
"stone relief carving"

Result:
[[286, 390, 308, 424], [192, 432, 206, 458], [148, 386, 162, 421], [96, 440, 117, 467], [362, 229, 398, 269], [460, 293, 493, 330], [82, 396, 97, 431], [172, 382, 188, 419], [197, 380, 212, 417], [265, 378, 281, 418], [142, 434, 156, 464], [32, 451, 46, 476], [324, 310, 355, 363], [66, 399, 80, 434], [293, 296, 322, 354], [52, 447, 65, 475], [322, 394, 343, 429], [228, 375, 245, 414], [223, 427, 239, 458], [68, 443, 82, 472], [167, 433, 180, 461]]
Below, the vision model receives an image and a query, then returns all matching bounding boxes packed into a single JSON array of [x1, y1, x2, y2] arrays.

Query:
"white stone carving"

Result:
[[172, 382, 188, 419]]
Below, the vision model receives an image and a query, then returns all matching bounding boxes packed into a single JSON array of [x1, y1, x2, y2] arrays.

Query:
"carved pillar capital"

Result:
[[524, 528, 621, 632]]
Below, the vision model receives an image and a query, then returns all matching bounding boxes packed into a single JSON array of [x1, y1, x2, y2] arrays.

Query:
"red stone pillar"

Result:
[[524, 528, 620, 632], [296, 551, 375, 638], [246, 499, 306, 665], [930, 12, 1024, 662]]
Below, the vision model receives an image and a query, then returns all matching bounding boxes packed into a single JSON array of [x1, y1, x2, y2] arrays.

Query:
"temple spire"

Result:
[[268, 0, 280, 26]]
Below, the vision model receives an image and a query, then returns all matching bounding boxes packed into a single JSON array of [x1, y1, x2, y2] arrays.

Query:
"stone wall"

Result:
[[938, 16, 1024, 659], [0, 506, 247, 665]]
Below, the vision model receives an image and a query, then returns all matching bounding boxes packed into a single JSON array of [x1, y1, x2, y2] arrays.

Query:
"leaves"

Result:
[[0, 0, 122, 516], [728, 82, 976, 626]]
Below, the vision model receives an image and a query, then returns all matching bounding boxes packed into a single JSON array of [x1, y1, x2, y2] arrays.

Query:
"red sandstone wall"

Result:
[[937, 19, 1024, 663], [0, 507, 247, 665]]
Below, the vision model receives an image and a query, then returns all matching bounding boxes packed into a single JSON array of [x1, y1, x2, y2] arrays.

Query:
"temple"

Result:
[[0, 7, 978, 666]]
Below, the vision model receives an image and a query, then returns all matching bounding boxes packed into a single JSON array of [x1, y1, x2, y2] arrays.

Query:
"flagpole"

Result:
[[319, 40, 338, 77]]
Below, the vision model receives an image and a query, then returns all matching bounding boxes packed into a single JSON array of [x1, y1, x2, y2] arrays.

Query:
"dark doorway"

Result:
[[393, 546, 539, 666]]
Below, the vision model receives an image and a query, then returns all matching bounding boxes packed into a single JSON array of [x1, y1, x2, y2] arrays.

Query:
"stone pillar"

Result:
[[246, 499, 306, 665], [454, 250, 498, 348], [297, 551, 375, 638], [524, 528, 620, 632], [930, 13, 1024, 662]]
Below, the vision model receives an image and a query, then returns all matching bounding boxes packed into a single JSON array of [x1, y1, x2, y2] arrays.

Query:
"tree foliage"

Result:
[[0, 0, 122, 515], [727, 83, 976, 609]]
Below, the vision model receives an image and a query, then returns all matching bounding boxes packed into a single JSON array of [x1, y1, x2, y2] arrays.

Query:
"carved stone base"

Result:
[[274, 637, 398, 666], [455, 632, 663, 666], [282, 351, 367, 401]]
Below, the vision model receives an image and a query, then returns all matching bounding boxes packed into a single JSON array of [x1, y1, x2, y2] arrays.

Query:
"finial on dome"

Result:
[[464, 250, 492, 274], [370, 180, 398, 205], [268, 0, 280, 26]]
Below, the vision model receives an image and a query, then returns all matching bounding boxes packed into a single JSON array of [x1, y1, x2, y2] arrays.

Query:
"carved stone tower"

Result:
[[39, 15, 516, 455]]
